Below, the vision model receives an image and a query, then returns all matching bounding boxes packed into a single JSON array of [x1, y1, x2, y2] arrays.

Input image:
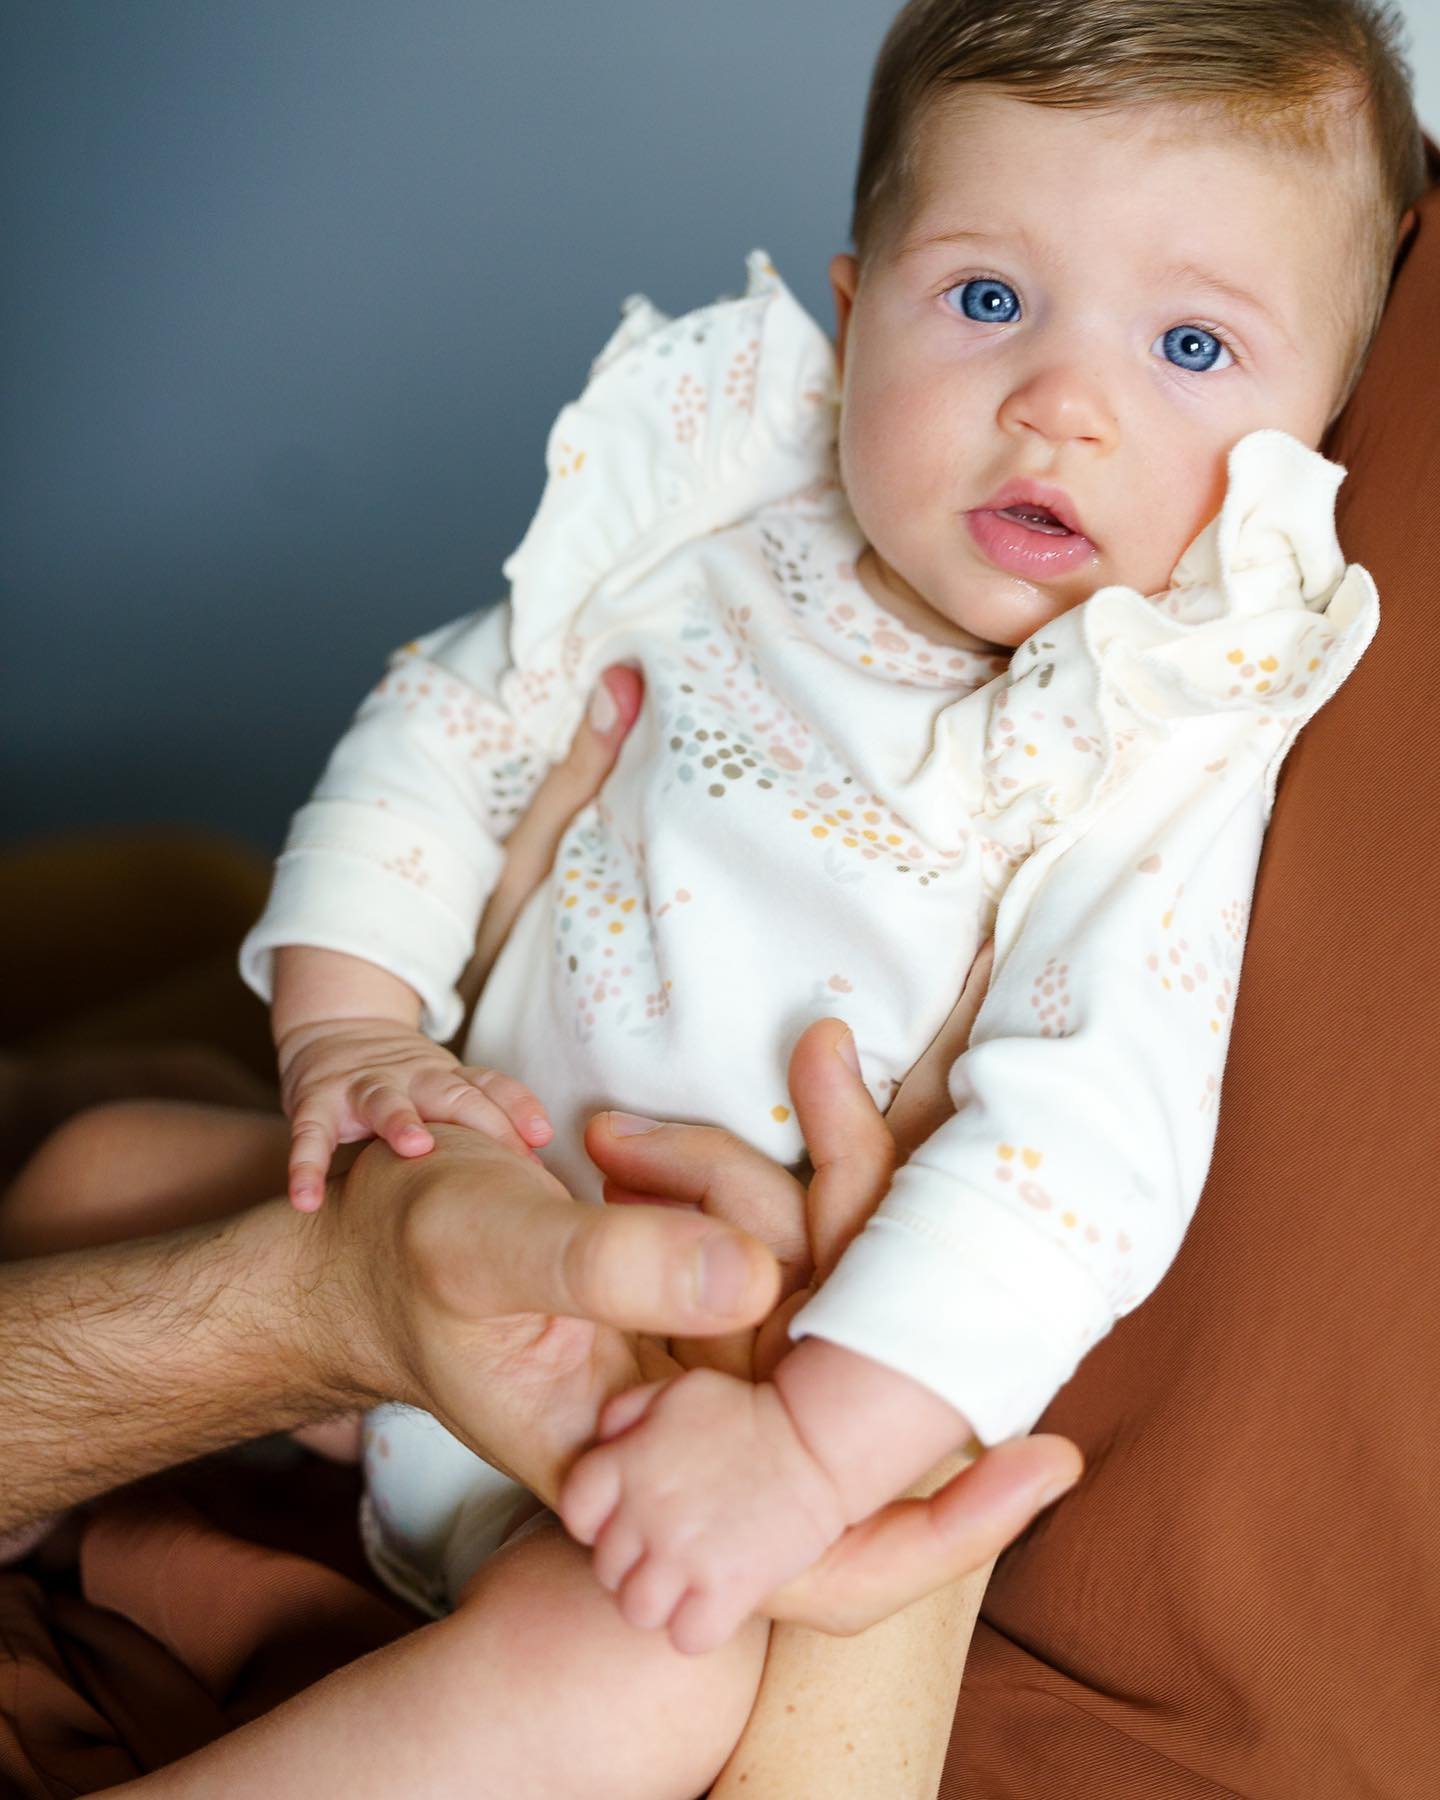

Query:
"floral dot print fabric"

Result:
[[242, 253, 1378, 1457]]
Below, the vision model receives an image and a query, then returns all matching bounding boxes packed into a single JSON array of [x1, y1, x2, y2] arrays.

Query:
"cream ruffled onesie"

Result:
[[241, 251, 1378, 1614]]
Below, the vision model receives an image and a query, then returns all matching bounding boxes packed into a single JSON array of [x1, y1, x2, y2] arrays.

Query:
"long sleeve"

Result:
[[240, 250, 841, 1042], [239, 601, 548, 1042], [792, 717, 1270, 1443]]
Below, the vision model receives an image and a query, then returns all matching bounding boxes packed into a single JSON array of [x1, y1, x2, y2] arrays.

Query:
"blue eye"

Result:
[[1156, 324, 1233, 373], [949, 278, 1021, 323]]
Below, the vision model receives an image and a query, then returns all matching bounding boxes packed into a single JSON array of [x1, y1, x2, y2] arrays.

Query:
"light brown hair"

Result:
[[851, 0, 1428, 390]]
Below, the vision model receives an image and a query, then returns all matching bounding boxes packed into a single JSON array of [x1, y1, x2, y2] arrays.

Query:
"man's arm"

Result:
[[0, 1089, 1076, 1635], [0, 1200, 353, 1532], [0, 1138, 780, 1536], [2, 653, 1076, 1623]]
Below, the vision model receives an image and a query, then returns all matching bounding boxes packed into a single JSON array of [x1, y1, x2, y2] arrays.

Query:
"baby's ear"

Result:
[[829, 253, 860, 376]]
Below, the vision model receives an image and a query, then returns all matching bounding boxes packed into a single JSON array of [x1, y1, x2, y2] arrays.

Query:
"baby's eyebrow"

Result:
[[1155, 261, 1294, 345], [898, 226, 1013, 261]]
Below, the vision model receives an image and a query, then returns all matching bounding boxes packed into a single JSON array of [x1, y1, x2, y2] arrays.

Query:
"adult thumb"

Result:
[[423, 1179, 785, 1338]]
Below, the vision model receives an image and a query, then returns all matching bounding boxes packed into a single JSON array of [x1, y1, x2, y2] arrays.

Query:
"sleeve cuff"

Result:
[[789, 1162, 1115, 1444], [238, 804, 504, 1042]]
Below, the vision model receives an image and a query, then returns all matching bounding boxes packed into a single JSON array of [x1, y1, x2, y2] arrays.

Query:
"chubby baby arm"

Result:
[[559, 1337, 971, 1655], [272, 944, 551, 1209]]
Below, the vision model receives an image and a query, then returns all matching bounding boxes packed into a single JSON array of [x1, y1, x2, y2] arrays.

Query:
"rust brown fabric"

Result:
[[943, 154, 1440, 1800], [2, 162, 1437, 1800], [0, 1460, 415, 1797], [1, 831, 273, 1067]]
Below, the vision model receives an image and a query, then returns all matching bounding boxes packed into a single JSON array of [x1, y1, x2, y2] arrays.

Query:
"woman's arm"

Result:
[[712, 1454, 988, 1800], [730, 996, 998, 1800]]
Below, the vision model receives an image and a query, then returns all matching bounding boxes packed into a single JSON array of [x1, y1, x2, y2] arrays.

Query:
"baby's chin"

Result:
[[938, 566, 1101, 652], [856, 546, 1002, 652]]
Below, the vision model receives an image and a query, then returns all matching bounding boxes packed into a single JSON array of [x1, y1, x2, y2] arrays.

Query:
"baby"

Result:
[[232, 0, 1421, 1789]]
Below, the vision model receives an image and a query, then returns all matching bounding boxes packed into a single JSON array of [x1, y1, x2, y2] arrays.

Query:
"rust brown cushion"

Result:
[[942, 156, 1440, 1800]]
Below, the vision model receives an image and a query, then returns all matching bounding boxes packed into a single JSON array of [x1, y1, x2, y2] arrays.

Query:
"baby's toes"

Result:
[[558, 1447, 621, 1547], [597, 1379, 666, 1442], [668, 1581, 748, 1658], [617, 1552, 690, 1634], [591, 1516, 645, 1594]]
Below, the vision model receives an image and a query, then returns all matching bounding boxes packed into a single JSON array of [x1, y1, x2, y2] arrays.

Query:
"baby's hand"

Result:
[[558, 1366, 847, 1655], [277, 1019, 551, 1210]]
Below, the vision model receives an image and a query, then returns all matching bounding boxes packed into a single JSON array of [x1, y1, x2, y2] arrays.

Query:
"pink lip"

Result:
[[965, 480, 1098, 580]]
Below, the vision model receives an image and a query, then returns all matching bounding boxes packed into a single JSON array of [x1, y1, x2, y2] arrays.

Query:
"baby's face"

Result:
[[831, 91, 1362, 650]]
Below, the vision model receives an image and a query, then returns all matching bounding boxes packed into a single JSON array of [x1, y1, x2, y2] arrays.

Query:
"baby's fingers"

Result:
[[350, 1078, 435, 1162], [464, 1068, 553, 1147], [617, 1554, 689, 1634], [408, 1070, 541, 1158], [591, 1517, 646, 1594], [288, 1108, 342, 1211], [597, 1380, 667, 1442]]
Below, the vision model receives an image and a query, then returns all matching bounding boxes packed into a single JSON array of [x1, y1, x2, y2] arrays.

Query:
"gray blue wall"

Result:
[[2, 0, 880, 847], [5, 1, 1437, 851]]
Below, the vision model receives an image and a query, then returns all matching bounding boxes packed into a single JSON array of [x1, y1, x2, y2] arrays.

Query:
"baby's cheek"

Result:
[[840, 380, 934, 520], [836, 405, 891, 537], [1130, 454, 1229, 595], [1187, 452, 1232, 546]]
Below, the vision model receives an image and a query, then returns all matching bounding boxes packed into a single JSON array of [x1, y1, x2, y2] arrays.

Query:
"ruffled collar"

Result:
[[972, 430, 1379, 851], [495, 250, 1378, 861]]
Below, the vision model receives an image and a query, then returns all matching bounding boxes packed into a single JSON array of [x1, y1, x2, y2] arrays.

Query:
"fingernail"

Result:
[[587, 680, 619, 733], [1031, 1472, 1080, 1512], [696, 1234, 752, 1315], [608, 1111, 661, 1136], [835, 1030, 861, 1074]]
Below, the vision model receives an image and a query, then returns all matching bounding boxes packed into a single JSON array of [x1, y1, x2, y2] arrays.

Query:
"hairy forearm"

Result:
[[0, 1199, 368, 1533]]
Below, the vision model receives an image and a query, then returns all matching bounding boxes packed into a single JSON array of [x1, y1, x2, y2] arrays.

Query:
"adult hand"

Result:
[[315, 1123, 781, 1507], [584, 981, 1080, 1639], [0, 662, 739, 1537], [454, 664, 646, 1028], [314, 1022, 1076, 1640]]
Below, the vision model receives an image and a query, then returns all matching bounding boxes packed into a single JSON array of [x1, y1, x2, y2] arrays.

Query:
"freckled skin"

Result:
[[829, 91, 1357, 653]]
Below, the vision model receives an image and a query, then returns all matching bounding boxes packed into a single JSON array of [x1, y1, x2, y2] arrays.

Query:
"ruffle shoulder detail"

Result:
[[977, 430, 1379, 852], [496, 250, 840, 756]]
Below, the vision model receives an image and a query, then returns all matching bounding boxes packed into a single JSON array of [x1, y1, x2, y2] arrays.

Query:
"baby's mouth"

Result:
[[995, 503, 1072, 537], [966, 484, 1098, 579]]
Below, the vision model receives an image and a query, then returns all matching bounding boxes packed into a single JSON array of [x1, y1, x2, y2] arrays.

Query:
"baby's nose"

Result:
[[998, 364, 1118, 452]]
